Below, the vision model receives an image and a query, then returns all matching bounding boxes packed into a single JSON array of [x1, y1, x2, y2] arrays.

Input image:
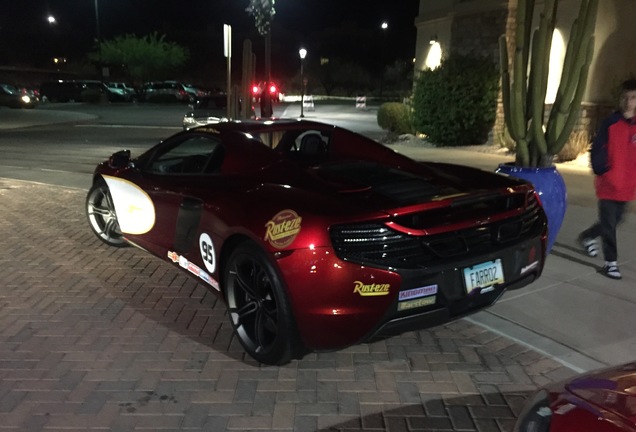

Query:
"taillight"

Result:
[[252, 85, 259, 94], [269, 85, 277, 94]]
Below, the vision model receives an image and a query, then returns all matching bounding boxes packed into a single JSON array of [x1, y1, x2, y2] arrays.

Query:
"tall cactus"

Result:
[[500, 0, 598, 167]]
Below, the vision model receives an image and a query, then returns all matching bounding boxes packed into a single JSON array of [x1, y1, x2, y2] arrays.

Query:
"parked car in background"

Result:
[[0, 83, 38, 108], [141, 81, 194, 103], [514, 361, 636, 432], [86, 119, 547, 365], [182, 94, 227, 129], [81, 80, 128, 102], [106, 82, 138, 102], [183, 83, 207, 99], [40, 80, 129, 103], [252, 81, 281, 102], [40, 80, 84, 102]]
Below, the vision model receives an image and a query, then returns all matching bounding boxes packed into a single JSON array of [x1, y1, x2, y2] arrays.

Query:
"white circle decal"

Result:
[[199, 233, 216, 273]]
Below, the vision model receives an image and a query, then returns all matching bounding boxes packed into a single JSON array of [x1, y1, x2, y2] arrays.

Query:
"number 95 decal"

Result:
[[199, 233, 216, 273]]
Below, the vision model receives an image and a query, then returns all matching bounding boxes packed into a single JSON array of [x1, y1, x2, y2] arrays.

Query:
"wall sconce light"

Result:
[[429, 35, 438, 45]]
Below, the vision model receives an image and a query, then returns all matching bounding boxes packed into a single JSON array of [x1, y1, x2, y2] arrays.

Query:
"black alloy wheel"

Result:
[[224, 242, 303, 365]]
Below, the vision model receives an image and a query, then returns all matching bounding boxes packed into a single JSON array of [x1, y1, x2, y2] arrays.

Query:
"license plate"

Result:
[[463, 259, 505, 294]]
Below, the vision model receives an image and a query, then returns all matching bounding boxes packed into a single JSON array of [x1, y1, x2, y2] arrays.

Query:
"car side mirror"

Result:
[[108, 149, 131, 169]]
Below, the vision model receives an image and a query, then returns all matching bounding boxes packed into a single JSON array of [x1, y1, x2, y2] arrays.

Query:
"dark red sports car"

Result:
[[86, 119, 547, 365], [515, 362, 636, 432]]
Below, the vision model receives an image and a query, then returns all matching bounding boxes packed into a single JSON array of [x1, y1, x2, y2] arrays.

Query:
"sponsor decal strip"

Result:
[[397, 296, 436, 311], [398, 284, 438, 301], [167, 251, 219, 291]]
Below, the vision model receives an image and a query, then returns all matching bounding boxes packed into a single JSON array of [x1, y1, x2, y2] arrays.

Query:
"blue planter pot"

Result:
[[496, 163, 567, 253]]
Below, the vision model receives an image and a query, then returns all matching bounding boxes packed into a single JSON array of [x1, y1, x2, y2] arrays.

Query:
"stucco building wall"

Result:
[[414, 0, 636, 144]]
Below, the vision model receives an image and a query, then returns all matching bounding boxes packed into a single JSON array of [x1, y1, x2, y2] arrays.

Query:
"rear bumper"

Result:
[[280, 235, 545, 350]]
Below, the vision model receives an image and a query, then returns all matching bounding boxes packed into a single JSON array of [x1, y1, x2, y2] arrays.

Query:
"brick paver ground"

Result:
[[0, 178, 577, 432]]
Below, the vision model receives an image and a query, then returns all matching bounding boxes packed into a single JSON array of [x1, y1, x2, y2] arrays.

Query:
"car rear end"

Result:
[[271, 162, 547, 351]]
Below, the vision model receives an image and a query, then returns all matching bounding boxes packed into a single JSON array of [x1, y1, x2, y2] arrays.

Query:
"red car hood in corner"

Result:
[[565, 362, 636, 425]]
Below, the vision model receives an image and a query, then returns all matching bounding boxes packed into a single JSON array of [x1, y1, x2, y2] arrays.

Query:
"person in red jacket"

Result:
[[578, 79, 636, 279]]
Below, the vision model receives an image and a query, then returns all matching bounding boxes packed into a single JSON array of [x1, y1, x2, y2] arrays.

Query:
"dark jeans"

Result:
[[580, 199, 628, 262]]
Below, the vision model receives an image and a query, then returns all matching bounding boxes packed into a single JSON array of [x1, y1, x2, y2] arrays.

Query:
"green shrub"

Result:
[[377, 102, 413, 135], [412, 54, 499, 146]]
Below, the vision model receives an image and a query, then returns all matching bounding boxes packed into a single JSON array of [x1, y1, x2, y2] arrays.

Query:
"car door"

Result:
[[119, 133, 225, 257]]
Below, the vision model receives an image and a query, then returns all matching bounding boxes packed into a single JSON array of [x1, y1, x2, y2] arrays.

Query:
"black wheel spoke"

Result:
[[103, 217, 119, 237]]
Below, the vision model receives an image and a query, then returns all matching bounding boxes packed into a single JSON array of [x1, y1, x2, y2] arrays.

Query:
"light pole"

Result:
[[46, 15, 58, 67], [94, 0, 103, 80], [299, 48, 307, 118], [380, 21, 388, 97]]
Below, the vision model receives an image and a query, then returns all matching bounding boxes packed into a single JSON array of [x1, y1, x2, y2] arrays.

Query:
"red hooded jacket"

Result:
[[590, 111, 636, 201]]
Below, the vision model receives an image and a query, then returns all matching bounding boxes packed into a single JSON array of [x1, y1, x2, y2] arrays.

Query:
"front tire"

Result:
[[224, 242, 304, 365], [86, 182, 128, 247]]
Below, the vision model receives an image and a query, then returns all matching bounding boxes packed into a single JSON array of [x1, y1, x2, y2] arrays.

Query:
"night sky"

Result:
[[0, 0, 419, 81]]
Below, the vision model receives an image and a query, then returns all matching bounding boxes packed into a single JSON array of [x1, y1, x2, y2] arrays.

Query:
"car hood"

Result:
[[303, 160, 525, 210], [565, 362, 636, 424]]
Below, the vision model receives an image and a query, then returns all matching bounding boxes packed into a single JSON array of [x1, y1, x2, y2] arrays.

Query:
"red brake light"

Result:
[[269, 85, 277, 94], [252, 85, 259, 94]]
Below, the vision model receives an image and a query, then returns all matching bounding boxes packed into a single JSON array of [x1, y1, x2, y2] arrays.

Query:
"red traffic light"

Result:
[[269, 84, 277, 94]]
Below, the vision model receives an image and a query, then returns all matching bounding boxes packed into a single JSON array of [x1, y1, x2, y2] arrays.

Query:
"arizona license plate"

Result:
[[463, 259, 505, 294]]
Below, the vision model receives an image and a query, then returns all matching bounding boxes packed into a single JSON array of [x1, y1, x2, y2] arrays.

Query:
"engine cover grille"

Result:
[[329, 192, 544, 269]]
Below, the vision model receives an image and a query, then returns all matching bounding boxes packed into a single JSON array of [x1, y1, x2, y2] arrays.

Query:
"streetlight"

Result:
[[299, 48, 307, 118], [47, 15, 57, 25], [380, 22, 388, 97]]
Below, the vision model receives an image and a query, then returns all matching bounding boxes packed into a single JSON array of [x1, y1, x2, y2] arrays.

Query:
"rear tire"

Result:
[[224, 242, 304, 365], [86, 182, 128, 247]]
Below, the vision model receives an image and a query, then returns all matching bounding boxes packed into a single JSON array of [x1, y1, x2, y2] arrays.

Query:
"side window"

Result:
[[294, 130, 329, 155], [257, 130, 286, 148], [146, 135, 224, 175]]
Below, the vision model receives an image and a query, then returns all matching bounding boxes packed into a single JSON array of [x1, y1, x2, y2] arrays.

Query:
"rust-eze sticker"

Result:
[[353, 281, 390, 296], [264, 209, 302, 249]]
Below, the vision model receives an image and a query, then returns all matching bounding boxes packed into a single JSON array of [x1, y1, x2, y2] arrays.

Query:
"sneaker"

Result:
[[578, 236, 599, 257], [600, 263, 622, 280]]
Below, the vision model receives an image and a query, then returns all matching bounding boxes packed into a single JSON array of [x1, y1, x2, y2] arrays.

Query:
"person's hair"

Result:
[[619, 79, 636, 112]]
